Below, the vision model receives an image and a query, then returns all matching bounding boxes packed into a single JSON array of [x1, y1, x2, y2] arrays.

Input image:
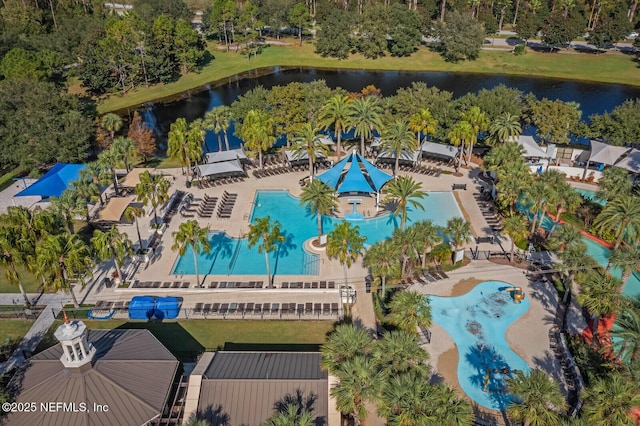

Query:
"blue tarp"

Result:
[[128, 296, 156, 320], [358, 155, 392, 191], [317, 153, 351, 188], [155, 296, 180, 320], [15, 163, 87, 198]]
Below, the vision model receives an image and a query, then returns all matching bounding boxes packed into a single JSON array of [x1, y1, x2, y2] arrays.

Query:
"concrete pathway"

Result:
[[0, 293, 68, 375]]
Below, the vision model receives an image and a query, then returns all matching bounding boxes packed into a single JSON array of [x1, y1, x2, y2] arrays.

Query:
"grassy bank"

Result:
[[97, 42, 640, 113], [36, 319, 334, 360]]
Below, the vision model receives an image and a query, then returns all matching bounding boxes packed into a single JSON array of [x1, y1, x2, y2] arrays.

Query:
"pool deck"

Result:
[[410, 260, 582, 421]]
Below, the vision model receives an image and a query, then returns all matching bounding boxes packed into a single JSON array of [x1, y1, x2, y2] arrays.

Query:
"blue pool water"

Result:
[[575, 188, 605, 206], [430, 281, 531, 410], [172, 190, 464, 276]]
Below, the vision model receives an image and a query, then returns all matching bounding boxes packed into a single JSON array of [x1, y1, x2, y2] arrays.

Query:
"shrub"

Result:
[[513, 44, 526, 55]]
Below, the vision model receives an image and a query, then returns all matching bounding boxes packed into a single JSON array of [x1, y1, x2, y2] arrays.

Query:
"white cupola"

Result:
[[53, 311, 96, 368]]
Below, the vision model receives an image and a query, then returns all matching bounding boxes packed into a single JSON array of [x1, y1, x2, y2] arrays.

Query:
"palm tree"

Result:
[[347, 96, 383, 156], [331, 355, 385, 426], [582, 372, 640, 425], [482, 142, 525, 172], [204, 105, 232, 151], [547, 224, 582, 252], [557, 242, 594, 290], [81, 162, 110, 205], [547, 183, 582, 236], [363, 240, 400, 296], [101, 113, 123, 141], [124, 205, 145, 251], [264, 403, 315, 426], [596, 166, 632, 203], [134, 171, 169, 226], [609, 246, 640, 282], [320, 323, 374, 374], [408, 108, 437, 146], [188, 118, 207, 156], [167, 117, 202, 177], [578, 270, 626, 336], [239, 109, 276, 169], [70, 177, 99, 222], [380, 119, 418, 176], [373, 330, 430, 377], [97, 147, 122, 196], [34, 233, 94, 308], [413, 220, 443, 269], [319, 94, 351, 160], [505, 369, 567, 426], [91, 226, 133, 283], [594, 195, 640, 249], [496, 161, 532, 216], [611, 306, 640, 365], [503, 214, 528, 263], [523, 179, 552, 235], [387, 290, 431, 334], [448, 120, 474, 171], [488, 112, 521, 145], [326, 221, 366, 287], [4, 206, 56, 252], [462, 106, 489, 163], [391, 226, 417, 276], [382, 176, 427, 230], [0, 228, 30, 306], [292, 123, 329, 180], [299, 179, 337, 242], [50, 189, 84, 234], [111, 136, 137, 172], [246, 216, 285, 287], [172, 220, 211, 288], [445, 217, 472, 256]]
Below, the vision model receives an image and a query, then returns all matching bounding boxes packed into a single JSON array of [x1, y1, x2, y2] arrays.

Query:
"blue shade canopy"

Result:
[[357, 154, 392, 191], [337, 157, 373, 193], [16, 163, 87, 198], [317, 153, 352, 189]]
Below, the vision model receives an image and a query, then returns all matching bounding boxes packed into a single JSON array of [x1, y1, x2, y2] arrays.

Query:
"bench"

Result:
[[476, 236, 495, 244], [452, 183, 467, 190]]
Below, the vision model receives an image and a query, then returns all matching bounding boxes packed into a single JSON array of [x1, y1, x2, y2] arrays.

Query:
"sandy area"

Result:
[[451, 277, 483, 296]]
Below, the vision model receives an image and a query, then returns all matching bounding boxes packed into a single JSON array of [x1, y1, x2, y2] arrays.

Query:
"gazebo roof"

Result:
[[95, 196, 135, 223], [120, 168, 156, 188], [614, 149, 640, 174], [588, 139, 630, 165], [317, 152, 392, 194]]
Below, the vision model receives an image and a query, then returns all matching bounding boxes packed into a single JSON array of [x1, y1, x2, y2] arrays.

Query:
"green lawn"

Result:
[[0, 320, 35, 341], [36, 319, 334, 361], [0, 266, 41, 294], [97, 42, 640, 113]]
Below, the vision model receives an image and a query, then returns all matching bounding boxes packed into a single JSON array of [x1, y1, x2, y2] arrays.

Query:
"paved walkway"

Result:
[[0, 293, 69, 375]]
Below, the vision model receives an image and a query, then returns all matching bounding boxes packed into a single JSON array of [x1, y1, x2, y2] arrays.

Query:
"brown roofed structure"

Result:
[[193, 352, 328, 426], [6, 329, 179, 426]]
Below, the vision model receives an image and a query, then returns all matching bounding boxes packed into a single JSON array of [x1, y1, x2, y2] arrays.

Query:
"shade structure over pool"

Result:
[[513, 135, 551, 158], [420, 141, 458, 159], [198, 159, 244, 177], [317, 152, 392, 194], [614, 149, 640, 174], [588, 139, 630, 165], [204, 147, 248, 164], [16, 163, 86, 198]]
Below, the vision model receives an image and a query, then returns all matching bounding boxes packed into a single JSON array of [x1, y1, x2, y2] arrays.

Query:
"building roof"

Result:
[[203, 352, 326, 380], [376, 149, 420, 163], [95, 196, 134, 223], [6, 329, 179, 426], [196, 352, 327, 426], [197, 159, 244, 177], [513, 135, 551, 158], [15, 163, 87, 198]]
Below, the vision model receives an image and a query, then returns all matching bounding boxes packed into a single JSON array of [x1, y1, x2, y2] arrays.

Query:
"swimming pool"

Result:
[[172, 190, 464, 276], [575, 188, 605, 206], [430, 281, 531, 410]]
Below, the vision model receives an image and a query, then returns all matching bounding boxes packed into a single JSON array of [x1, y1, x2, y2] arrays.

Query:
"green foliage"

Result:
[[541, 12, 585, 49], [132, 0, 192, 22], [0, 48, 60, 81], [588, 14, 630, 49], [506, 369, 567, 424], [513, 44, 526, 55], [515, 11, 541, 40], [387, 4, 424, 57], [456, 84, 525, 121], [434, 11, 485, 62], [588, 99, 640, 146], [524, 98, 582, 144], [315, 9, 352, 59], [0, 80, 93, 168]]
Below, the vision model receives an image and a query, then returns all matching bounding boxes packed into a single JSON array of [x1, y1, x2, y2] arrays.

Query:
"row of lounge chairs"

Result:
[[253, 165, 307, 179], [549, 325, 582, 392], [133, 281, 191, 289], [197, 176, 246, 188], [206, 281, 264, 289], [380, 162, 443, 177], [217, 191, 237, 219], [192, 302, 340, 318], [197, 195, 218, 218], [411, 266, 449, 284], [280, 281, 336, 289], [94, 300, 130, 312], [474, 192, 503, 232]]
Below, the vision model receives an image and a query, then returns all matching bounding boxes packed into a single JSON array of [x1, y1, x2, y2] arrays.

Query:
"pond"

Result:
[[140, 67, 640, 152]]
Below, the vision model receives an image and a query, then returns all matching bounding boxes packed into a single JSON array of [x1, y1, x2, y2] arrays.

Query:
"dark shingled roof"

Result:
[[198, 352, 328, 426], [6, 329, 179, 426]]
